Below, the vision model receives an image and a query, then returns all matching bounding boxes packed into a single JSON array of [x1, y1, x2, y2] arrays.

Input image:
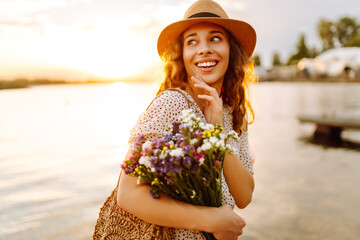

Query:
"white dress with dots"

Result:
[[128, 89, 254, 240]]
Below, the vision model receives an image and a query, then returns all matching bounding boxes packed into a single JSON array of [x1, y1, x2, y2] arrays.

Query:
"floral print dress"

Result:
[[128, 89, 254, 240]]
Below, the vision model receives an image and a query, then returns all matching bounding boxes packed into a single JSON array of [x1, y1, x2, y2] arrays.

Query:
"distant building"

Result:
[[297, 47, 360, 79]]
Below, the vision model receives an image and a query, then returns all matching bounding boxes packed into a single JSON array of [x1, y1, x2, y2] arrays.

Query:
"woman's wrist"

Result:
[[190, 206, 218, 233]]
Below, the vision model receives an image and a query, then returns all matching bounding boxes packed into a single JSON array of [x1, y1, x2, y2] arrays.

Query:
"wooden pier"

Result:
[[298, 114, 360, 141]]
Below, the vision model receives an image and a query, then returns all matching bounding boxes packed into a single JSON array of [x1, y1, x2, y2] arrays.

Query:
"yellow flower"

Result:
[[135, 167, 142, 175], [151, 178, 160, 186], [203, 130, 211, 138], [161, 146, 168, 154]]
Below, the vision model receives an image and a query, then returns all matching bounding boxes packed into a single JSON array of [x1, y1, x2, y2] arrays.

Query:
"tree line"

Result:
[[253, 16, 360, 67]]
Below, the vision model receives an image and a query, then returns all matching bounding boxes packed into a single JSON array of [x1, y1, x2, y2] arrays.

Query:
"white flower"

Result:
[[139, 156, 151, 167], [199, 157, 205, 165], [190, 138, 198, 145], [226, 144, 233, 151], [191, 190, 196, 199], [215, 140, 225, 149], [216, 178, 221, 188], [199, 122, 206, 130], [209, 136, 219, 144], [205, 123, 214, 130], [170, 148, 184, 157], [187, 119, 195, 127], [181, 109, 197, 121], [159, 152, 166, 159], [228, 130, 239, 140], [219, 133, 226, 140], [201, 142, 212, 151], [142, 140, 152, 150]]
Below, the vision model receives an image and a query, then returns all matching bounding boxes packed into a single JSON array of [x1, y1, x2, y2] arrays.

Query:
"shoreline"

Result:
[[0, 78, 152, 90], [2, 77, 360, 90]]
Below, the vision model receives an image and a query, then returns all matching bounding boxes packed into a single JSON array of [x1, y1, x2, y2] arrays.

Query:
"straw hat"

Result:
[[157, 0, 256, 58]]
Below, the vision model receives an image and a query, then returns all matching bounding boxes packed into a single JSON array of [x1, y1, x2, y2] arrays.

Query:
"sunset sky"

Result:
[[1, 0, 359, 80]]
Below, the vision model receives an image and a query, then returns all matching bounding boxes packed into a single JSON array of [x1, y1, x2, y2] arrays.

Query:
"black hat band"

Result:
[[188, 12, 221, 19]]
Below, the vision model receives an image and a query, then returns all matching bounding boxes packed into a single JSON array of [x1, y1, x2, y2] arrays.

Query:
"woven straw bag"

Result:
[[93, 179, 174, 240], [93, 89, 191, 240]]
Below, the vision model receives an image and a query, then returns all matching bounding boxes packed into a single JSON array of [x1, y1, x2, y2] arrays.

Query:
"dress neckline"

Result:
[[173, 88, 205, 116]]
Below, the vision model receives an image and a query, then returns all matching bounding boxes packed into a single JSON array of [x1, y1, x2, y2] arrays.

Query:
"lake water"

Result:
[[1, 82, 359, 240]]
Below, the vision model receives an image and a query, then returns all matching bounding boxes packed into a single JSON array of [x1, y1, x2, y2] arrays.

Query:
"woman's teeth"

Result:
[[196, 61, 217, 67]]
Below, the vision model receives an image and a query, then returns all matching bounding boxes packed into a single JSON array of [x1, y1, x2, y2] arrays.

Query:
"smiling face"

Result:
[[182, 22, 230, 89]]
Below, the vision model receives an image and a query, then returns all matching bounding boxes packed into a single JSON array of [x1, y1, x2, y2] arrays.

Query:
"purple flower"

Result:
[[163, 133, 172, 142], [182, 156, 192, 168], [190, 164, 200, 172], [172, 122, 181, 134], [150, 187, 160, 199], [155, 139, 165, 149], [203, 172, 211, 185], [184, 145, 196, 155]]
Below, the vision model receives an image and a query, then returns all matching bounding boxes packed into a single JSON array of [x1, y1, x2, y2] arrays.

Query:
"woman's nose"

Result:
[[197, 42, 213, 55]]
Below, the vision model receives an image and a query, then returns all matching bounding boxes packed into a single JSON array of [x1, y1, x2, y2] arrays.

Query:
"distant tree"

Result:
[[336, 17, 360, 47], [348, 34, 360, 47], [286, 33, 310, 65], [317, 16, 360, 50], [309, 47, 319, 58], [272, 52, 281, 66], [253, 54, 261, 66], [317, 18, 336, 51]]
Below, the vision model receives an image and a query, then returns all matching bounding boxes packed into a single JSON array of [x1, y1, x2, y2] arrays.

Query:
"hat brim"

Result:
[[157, 18, 256, 58]]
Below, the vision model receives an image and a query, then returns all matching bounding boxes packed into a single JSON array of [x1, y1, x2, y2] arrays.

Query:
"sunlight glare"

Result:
[[22, 21, 157, 80], [78, 23, 157, 79]]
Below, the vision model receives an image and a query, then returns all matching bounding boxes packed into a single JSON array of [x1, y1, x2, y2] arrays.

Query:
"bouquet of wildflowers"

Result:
[[121, 109, 239, 240]]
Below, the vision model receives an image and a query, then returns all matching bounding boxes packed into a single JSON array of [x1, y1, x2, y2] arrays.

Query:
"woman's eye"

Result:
[[211, 36, 221, 42], [187, 40, 197, 45]]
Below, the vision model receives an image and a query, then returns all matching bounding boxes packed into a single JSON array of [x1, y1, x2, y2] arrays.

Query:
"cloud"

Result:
[[0, 0, 92, 15], [0, 0, 93, 31]]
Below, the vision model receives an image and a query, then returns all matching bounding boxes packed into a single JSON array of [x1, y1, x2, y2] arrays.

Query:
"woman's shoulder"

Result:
[[149, 89, 190, 110]]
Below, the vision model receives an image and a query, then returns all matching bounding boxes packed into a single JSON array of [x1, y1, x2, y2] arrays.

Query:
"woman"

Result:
[[117, 0, 256, 239]]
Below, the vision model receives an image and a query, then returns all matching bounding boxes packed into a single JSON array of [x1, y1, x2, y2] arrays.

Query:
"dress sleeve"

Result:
[[223, 105, 254, 175], [128, 90, 189, 145], [237, 130, 254, 174]]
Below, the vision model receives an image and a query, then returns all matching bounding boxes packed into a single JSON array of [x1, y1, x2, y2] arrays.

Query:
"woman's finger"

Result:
[[197, 94, 216, 102], [191, 76, 219, 97]]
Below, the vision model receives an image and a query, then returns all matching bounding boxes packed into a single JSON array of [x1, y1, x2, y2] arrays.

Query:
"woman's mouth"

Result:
[[196, 61, 218, 68]]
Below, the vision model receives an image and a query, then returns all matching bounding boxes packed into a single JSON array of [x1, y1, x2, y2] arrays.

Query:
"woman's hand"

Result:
[[190, 75, 223, 126], [209, 204, 246, 240]]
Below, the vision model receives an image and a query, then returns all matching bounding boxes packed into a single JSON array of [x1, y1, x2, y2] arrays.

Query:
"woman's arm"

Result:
[[117, 168, 246, 239], [223, 151, 255, 209]]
